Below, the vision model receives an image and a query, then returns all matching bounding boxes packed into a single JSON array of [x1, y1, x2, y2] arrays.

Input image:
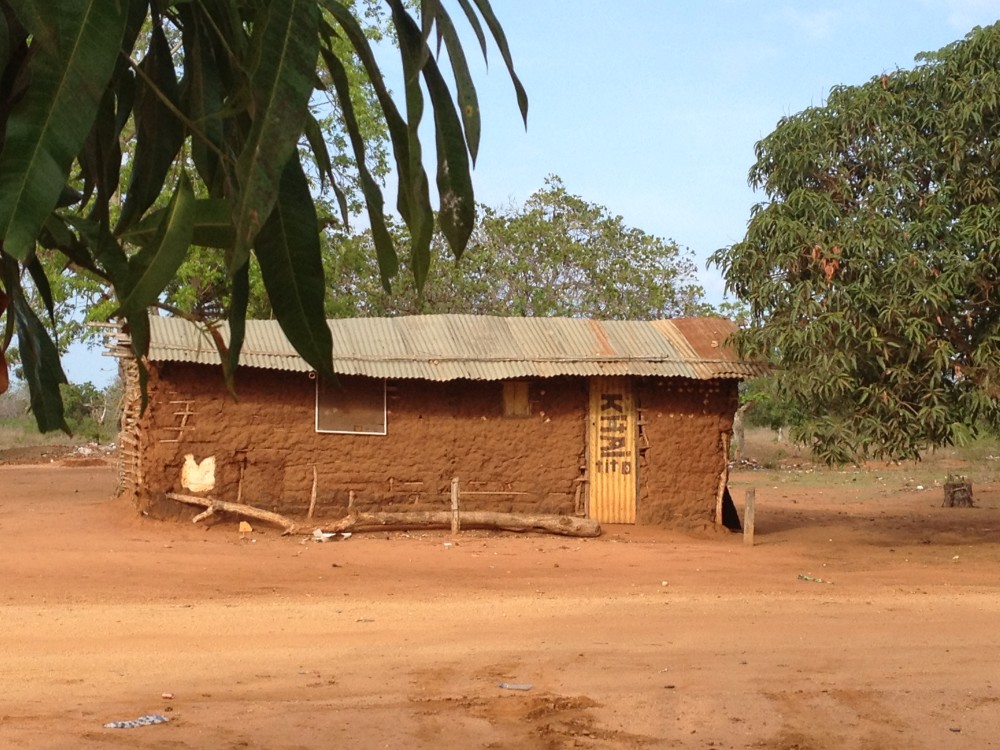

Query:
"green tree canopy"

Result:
[[711, 22, 1000, 463], [325, 176, 707, 318], [0, 0, 526, 433]]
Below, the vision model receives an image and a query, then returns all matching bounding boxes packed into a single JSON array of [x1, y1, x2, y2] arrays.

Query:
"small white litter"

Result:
[[312, 529, 352, 543], [103, 714, 169, 729]]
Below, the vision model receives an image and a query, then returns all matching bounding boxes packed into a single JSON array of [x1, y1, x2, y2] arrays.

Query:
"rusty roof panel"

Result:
[[129, 314, 766, 381]]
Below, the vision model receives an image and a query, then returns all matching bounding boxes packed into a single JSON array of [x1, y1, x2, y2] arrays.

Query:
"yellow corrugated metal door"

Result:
[[588, 377, 637, 524]]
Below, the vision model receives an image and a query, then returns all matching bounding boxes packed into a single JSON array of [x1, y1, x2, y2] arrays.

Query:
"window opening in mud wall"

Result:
[[503, 380, 531, 417], [315, 375, 387, 435]]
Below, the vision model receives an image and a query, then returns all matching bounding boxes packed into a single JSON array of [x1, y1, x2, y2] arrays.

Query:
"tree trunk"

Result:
[[942, 478, 974, 508]]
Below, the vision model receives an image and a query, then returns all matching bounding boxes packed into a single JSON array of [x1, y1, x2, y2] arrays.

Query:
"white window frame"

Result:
[[315, 375, 387, 435]]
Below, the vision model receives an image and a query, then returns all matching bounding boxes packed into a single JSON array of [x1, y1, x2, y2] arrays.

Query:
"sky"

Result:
[[64, 0, 1000, 387]]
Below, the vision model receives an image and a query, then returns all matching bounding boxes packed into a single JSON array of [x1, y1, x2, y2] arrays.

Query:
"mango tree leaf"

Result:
[[177, 3, 229, 196], [1, 254, 68, 433], [321, 44, 397, 290], [0, 347, 8, 395], [230, 0, 319, 272], [302, 107, 351, 227], [387, 0, 433, 290], [0, 282, 12, 352], [0, 7, 10, 76], [431, 6, 480, 162], [469, 0, 528, 125], [121, 198, 235, 249], [0, 279, 10, 387], [224, 259, 249, 394], [24, 253, 55, 324], [116, 16, 185, 234], [115, 172, 195, 317], [67, 216, 130, 294], [253, 156, 333, 377], [0, 0, 133, 260], [78, 88, 118, 214], [321, 1, 416, 224], [40, 214, 101, 276], [397, 12, 475, 258], [303, 109, 335, 191], [453, 0, 487, 60]]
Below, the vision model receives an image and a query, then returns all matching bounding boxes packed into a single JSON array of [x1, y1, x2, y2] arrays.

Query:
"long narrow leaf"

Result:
[[0, 280, 11, 376], [432, 6, 481, 161], [303, 109, 336, 192], [454, 0, 487, 60], [389, 0, 435, 289], [121, 198, 235, 249], [321, 1, 416, 224], [116, 17, 184, 234], [71, 218, 130, 291], [469, 0, 528, 124], [253, 157, 333, 377], [116, 173, 195, 316], [1, 256, 68, 433], [178, 3, 228, 196], [225, 260, 249, 394], [416, 31, 476, 257], [230, 0, 319, 272], [0, 282, 12, 352], [40, 214, 102, 276], [0, 347, 8, 395], [321, 45, 398, 290], [24, 253, 55, 325], [0, 0, 133, 260], [114, 0, 148, 133], [79, 87, 119, 221], [0, 9, 10, 76]]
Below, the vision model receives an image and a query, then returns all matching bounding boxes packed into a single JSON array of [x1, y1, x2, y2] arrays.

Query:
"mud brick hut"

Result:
[[114, 315, 764, 528]]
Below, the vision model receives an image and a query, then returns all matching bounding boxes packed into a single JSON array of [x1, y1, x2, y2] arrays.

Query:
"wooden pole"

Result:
[[236, 460, 245, 504], [715, 432, 731, 526], [348, 489, 356, 510], [451, 477, 461, 535], [307, 465, 318, 519], [743, 487, 756, 546]]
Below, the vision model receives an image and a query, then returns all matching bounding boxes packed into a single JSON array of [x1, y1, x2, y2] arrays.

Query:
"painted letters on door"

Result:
[[588, 377, 637, 524]]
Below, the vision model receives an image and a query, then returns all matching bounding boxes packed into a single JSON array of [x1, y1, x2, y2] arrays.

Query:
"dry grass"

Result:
[[739, 426, 1000, 490], [0, 418, 77, 452]]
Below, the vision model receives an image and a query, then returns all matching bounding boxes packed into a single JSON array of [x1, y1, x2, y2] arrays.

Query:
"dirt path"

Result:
[[2, 462, 999, 749]]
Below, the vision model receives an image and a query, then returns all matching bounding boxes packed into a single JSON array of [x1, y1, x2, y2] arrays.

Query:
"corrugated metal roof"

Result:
[[119, 314, 766, 381]]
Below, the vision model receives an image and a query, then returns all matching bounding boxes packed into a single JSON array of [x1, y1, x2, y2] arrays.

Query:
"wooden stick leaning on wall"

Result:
[[307, 466, 318, 519]]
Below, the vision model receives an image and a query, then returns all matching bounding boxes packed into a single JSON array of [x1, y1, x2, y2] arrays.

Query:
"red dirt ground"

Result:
[[2, 458, 999, 749]]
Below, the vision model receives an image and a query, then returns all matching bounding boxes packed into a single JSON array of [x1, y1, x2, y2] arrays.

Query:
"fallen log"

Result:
[[163, 494, 600, 538], [311, 510, 601, 538], [165, 492, 298, 534]]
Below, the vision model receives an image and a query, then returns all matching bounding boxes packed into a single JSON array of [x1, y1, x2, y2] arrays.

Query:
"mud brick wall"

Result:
[[635, 378, 738, 527], [136, 363, 587, 519]]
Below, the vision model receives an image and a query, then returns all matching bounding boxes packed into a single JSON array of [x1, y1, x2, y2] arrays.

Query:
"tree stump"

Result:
[[942, 477, 974, 508]]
